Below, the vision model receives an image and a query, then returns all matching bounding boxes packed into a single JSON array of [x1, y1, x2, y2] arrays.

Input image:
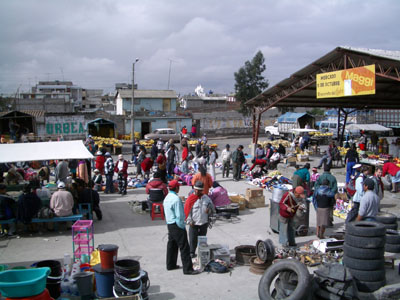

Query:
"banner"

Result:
[[316, 64, 375, 98]]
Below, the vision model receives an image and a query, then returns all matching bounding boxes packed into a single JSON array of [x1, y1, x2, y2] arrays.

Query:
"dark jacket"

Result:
[[232, 149, 245, 164], [17, 192, 42, 224]]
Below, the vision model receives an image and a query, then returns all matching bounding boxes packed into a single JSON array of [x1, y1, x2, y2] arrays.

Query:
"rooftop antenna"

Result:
[[60, 67, 65, 81]]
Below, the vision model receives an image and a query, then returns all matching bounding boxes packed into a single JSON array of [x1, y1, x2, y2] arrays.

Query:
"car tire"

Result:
[[355, 278, 386, 293], [348, 268, 386, 282], [344, 233, 385, 249], [384, 223, 398, 230], [385, 229, 400, 244], [343, 256, 385, 271], [344, 244, 384, 259], [258, 259, 310, 300], [385, 243, 400, 253], [346, 221, 386, 237], [375, 212, 398, 224]]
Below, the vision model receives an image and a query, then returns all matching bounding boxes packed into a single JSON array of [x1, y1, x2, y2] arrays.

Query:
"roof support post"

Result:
[[252, 107, 261, 144]]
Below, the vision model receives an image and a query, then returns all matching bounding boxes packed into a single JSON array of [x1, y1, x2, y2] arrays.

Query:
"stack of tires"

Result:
[[376, 212, 398, 230], [385, 229, 400, 253], [343, 221, 386, 293]]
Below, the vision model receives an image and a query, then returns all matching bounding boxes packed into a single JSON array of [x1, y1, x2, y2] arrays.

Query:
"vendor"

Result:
[[278, 186, 306, 247], [356, 178, 379, 221], [209, 181, 231, 207], [382, 160, 400, 193], [292, 163, 310, 189], [5, 167, 23, 185]]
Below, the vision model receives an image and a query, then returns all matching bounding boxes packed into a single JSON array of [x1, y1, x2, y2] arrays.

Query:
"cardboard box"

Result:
[[297, 154, 309, 162], [245, 196, 266, 208], [229, 195, 246, 210], [246, 188, 264, 198], [198, 245, 210, 267]]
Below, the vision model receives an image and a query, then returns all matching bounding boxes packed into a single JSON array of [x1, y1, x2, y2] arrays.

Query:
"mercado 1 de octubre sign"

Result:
[[316, 64, 375, 99], [45, 116, 86, 135]]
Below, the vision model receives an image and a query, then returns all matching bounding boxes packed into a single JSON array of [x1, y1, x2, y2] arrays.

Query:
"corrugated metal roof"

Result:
[[0, 110, 45, 118], [341, 46, 400, 62], [277, 112, 309, 123], [118, 89, 177, 99]]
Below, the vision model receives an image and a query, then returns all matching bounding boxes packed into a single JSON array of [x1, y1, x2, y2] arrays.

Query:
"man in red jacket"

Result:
[[279, 186, 305, 247], [114, 154, 128, 195], [382, 161, 400, 193]]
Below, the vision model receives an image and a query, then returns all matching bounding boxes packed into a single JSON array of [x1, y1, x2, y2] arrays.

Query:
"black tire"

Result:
[[258, 259, 310, 300], [344, 233, 385, 249], [355, 278, 386, 293], [343, 256, 385, 271], [348, 267, 386, 282], [343, 244, 384, 259], [346, 221, 386, 237], [384, 223, 398, 230], [385, 243, 400, 253], [375, 212, 398, 224], [386, 229, 400, 245]]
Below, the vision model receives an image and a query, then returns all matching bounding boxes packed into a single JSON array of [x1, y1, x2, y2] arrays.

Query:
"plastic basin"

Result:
[[0, 267, 50, 298]]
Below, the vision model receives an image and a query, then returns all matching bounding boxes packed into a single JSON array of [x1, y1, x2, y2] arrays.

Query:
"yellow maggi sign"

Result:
[[316, 64, 375, 98]]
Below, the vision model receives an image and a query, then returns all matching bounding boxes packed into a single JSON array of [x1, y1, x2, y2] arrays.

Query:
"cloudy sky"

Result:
[[0, 0, 399, 96]]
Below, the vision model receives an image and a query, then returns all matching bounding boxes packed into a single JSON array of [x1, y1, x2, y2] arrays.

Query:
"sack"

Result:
[[38, 207, 55, 219], [204, 260, 229, 273]]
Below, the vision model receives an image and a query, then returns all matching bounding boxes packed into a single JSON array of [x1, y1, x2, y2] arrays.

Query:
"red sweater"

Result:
[[279, 192, 298, 219], [95, 155, 105, 174], [146, 178, 168, 196], [114, 160, 128, 178], [141, 157, 154, 172], [382, 162, 400, 177], [182, 147, 188, 161]]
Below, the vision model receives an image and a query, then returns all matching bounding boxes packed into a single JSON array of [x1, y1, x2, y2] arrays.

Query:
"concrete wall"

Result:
[[124, 117, 192, 136], [122, 98, 176, 112], [16, 98, 74, 113]]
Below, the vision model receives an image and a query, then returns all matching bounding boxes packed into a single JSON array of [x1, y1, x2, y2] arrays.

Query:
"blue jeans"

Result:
[[346, 161, 356, 183], [278, 215, 296, 246], [105, 173, 114, 193], [317, 154, 331, 168]]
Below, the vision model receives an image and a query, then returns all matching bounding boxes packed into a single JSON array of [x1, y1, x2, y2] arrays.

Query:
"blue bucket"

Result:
[[93, 264, 114, 298]]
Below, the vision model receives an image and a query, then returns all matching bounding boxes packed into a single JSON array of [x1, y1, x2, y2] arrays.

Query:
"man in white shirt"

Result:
[[221, 144, 232, 178]]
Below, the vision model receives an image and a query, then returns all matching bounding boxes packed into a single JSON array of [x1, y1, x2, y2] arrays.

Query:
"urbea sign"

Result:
[[316, 64, 375, 99], [45, 116, 86, 135]]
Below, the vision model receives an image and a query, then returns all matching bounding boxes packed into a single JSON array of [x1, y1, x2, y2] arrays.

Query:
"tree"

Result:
[[307, 108, 325, 116], [234, 51, 269, 116]]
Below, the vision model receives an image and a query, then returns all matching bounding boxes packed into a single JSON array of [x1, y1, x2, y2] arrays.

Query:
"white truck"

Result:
[[264, 122, 280, 138]]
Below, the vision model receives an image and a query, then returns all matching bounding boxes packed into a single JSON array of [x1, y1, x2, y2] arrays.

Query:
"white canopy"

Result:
[[0, 140, 94, 163], [346, 123, 392, 132], [291, 128, 318, 133]]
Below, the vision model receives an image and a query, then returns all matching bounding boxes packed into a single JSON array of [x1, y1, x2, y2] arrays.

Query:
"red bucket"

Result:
[[98, 244, 119, 269]]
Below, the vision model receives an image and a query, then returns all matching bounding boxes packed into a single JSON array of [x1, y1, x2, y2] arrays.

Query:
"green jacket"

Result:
[[314, 172, 338, 193], [232, 149, 245, 164]]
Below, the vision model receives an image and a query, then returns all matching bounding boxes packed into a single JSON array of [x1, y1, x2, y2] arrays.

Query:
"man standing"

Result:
[[346, 165, 370, 223], [114, 154, 128, 195], [55, 159, 69, 184], [166, 144, 179, 178], [372, 166, 384, 210], [191, 124, 197, 138], [104, 152, 115, 194], [278, 186, 305, 247], [185, 181, 215, 258], [164, 180, 199, 275], [356, 178, 379, 221], [232, 145, 245, 182], [314, 165, 338, 226], [221, 144, 232, 178]]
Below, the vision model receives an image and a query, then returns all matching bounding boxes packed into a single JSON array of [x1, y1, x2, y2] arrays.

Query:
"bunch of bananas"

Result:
[[259, 139, 291, 148], [93, 136, 123, 148], [337, 146, 348, 156], [309, 131, 333, 137], [140, 140, 154, 148], [188, 140, 198, 145]]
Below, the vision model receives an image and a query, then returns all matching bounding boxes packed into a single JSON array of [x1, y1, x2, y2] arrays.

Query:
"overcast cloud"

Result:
[[0, 0, 399, 96]]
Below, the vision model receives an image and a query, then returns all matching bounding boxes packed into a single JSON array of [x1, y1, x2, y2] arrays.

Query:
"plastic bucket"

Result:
[[0, 267, 50, 298], [93, 264, 114, 298], [98, 244, 119, 269], [114, 260, 141, 296], [73, 272, 93, 296], [36, 260, 62, 299], [5, 288, 52, 300]]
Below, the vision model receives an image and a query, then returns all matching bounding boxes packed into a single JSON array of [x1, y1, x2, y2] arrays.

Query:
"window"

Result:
[[329, 123, 337, 129], [134, 99, 140, 104]]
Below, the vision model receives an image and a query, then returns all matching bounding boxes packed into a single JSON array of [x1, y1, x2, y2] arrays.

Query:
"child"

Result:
[[311, 167, 320, 189]]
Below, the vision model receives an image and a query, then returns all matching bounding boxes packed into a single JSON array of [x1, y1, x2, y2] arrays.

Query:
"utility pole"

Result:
[[167, 58, 177, 90], [131, 58, 139, 143]]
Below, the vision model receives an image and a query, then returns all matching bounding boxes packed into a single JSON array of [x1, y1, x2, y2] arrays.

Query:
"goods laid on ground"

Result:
[[93, 136, 123, 149], [235, 245, 256, 266], [343, 221, 386, 293], [229, 194, 246, 210]]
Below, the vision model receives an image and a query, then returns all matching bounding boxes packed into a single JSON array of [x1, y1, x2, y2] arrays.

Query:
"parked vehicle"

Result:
[[144, 128, 190, 142], [264, 122, 279, 138]]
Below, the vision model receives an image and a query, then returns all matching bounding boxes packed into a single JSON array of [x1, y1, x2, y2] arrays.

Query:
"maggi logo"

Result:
[[341, 66, 375, 94]]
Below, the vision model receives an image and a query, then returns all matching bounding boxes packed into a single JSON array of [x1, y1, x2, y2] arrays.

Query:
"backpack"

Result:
[[38, 207, 55, 219], [204, 260, 229, 273]]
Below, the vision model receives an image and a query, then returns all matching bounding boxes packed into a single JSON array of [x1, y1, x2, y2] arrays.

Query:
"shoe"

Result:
[[167, 265, 181, 270], [123, 192, 127, 195], [184, 269, 200, 275]]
